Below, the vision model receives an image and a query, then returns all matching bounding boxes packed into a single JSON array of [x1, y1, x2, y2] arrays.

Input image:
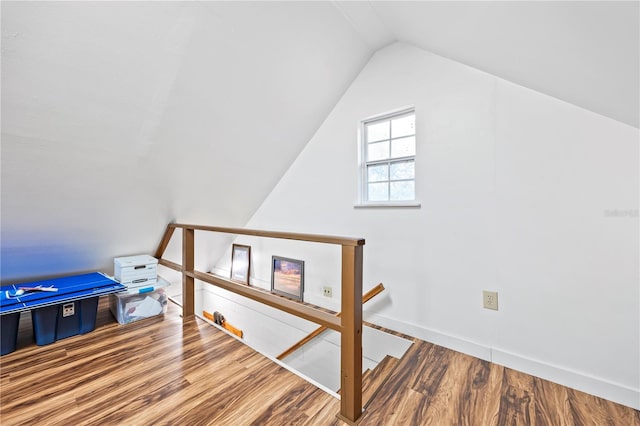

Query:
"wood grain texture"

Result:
[[361, 355, 399, 408], [195, 271, 341, 331], [1, 298, 638, 426], [0, 299, 339, 426], [361, 340, 639, 426], [340, 244, 363, 423], [182, 227, 195, 319], [158, 222, 365, 422], [169, 223, 365, 247], [154, 225, 175, 259]]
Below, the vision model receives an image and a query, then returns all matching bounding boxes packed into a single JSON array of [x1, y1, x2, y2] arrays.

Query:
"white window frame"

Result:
[[356, 107, 421, 208]]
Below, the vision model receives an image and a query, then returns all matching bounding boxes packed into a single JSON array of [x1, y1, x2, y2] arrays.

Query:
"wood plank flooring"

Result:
[[1, 297, 638, 425], [361, 355, 399, 407]]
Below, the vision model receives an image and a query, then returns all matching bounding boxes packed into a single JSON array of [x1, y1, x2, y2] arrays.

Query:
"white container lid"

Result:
[[114, 254, 158, 267]]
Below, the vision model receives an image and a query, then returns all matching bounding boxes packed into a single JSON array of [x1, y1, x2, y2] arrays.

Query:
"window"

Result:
[[360, 108, 416, 204]]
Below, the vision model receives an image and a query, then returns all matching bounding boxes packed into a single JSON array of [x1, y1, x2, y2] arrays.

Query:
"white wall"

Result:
[[0, 2, 372, 282], [237, 43, 639, 409], [211, 236, 343, 310]]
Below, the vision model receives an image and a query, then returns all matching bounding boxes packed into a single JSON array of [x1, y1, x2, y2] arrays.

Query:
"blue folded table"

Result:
[[0, 272, 125, 355]]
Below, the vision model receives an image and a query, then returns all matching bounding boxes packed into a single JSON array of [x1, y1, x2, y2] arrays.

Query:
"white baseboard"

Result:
[[365, 312, 639, 411], [365, 312, 492, 361], [492, 348, 640, 411]]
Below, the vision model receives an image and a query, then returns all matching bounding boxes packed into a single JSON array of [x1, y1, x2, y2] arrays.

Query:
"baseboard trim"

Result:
[[364, 312, 639, 410], [364, 312, 491, 361], [492, 348, 640, 410]]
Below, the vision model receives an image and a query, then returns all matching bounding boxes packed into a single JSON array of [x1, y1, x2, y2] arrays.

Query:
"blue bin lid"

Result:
[[0, 272, 126, 315]]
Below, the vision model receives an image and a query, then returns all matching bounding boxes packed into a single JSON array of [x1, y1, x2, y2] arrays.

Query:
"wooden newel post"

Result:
[[339, 244, 363, 424], [182, 227, 195, 320]]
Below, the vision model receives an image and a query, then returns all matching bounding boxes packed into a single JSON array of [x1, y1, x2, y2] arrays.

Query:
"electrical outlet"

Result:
[[483, 291, 498, 310], [323, 286, 332, 298]]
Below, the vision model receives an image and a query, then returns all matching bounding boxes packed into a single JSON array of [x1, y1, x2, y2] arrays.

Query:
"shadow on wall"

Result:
[[363, 291, 392, 318], [1, 244, 96, 284]]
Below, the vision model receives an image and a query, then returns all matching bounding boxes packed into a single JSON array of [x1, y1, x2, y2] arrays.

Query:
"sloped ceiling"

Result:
[[1, 1, 637, 281], [337, 1, 639, 128], [0, 1, 372, 280]]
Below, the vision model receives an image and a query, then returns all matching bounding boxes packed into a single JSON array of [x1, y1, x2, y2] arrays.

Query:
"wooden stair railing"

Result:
[[154, 223, 365, 425], [276, 283, 385, 360]]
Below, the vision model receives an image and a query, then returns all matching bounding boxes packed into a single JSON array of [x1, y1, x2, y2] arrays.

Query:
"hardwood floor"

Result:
[[1, 298, 638, 425], [360, 341, 639, 426]]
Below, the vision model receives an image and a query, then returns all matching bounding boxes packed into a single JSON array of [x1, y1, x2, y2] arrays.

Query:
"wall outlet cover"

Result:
[[483, 290, 498, 310]]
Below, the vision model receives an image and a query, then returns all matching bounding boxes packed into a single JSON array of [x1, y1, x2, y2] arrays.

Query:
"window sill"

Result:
[[354, 202, 421, 209]]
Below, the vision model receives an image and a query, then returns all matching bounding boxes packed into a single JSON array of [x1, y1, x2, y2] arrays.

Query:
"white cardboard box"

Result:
[[114, 254, 158, 285]]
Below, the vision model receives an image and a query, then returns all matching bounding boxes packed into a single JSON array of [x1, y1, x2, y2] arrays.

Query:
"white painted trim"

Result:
[[359, 107, 417, 204], [365, 312, 640, 410], [354, 202, 421, 209], [365, 312, 491, 361], [361, 105, 416, 124], [492, 348, 640, 411]]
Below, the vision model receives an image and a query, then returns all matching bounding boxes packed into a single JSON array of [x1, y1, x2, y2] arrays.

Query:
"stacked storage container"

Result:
[[110, 255, 169, 324]]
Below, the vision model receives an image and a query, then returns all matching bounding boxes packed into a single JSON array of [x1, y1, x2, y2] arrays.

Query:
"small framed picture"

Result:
[[230, 244, 251, 285], [271, 256, 304, 301]]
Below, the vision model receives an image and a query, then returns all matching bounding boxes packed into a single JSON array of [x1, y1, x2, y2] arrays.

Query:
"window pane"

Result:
[[391, 136, 416, 158], [366, 121, 390, 142], [390, 181, 415, 201], [367, 164, 388, 182], [391, 115, 415, 138], [390, 161, 414, 180], [367, 141, 389, 161], [368, 182, 389, 201]]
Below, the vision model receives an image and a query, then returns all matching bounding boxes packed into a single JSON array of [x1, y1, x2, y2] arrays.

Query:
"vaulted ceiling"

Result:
[[1, 1, 637, 281], [338, 1, 639, 128]]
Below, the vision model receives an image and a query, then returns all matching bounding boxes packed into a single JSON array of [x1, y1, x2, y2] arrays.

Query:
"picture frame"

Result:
[[271, 256, 304, 301], [230, 244, 251, 285]]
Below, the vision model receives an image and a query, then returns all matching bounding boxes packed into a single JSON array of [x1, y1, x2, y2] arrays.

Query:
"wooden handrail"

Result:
[[154, 223, 365, 424], [158, 258, 182, 272], [169, 223, 365, 247], [193, 271, 341, 331], [159, 258, 342, 331], [276, 283, 385, 360]]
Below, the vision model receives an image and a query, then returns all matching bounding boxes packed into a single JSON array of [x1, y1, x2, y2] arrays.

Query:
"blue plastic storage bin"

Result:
[[1, 312, 20, 355], [31, 297, 99, 346], [1, 272, 125, 353]]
